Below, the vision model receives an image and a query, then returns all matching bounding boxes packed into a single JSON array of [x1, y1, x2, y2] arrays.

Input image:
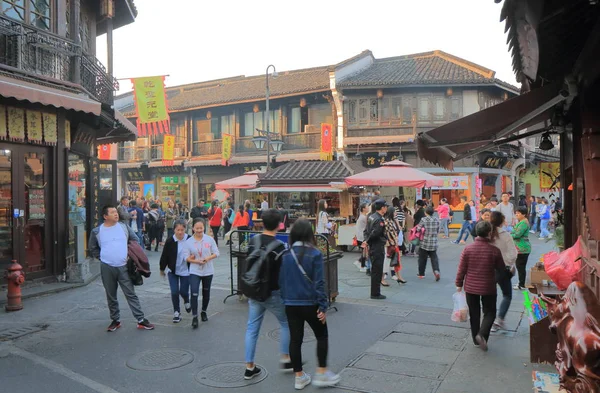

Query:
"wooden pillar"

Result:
[[70, 0, 81, 84], [106, 17, 114, 78]]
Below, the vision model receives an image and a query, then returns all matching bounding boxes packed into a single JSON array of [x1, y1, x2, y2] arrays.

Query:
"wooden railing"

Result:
[[192, 140, 221, 156], [0, 15, 117, 105]]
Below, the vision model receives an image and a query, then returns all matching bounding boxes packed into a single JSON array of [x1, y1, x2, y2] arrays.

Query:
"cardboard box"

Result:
[[530, 267, 551, 285]]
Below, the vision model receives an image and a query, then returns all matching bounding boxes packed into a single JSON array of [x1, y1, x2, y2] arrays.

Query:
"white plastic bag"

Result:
[[451, 292, 469, 322], [397, 231, 404, 245]]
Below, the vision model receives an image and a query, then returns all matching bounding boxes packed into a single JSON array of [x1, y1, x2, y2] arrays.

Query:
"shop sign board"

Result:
[[429, 175, 469, 190], [123, 168, 150, 181], [361, 152, 401, 168]]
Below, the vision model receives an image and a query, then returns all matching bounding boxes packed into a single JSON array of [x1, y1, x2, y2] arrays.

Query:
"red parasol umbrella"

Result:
[[345, 160, 444, 188], [215, 170, 260, 190]]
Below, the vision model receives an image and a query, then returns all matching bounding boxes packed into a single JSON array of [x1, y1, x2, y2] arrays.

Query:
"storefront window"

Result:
[[158, 176, 189, 207], [68, 154, 87, 261], [99, 164, 112, 190]]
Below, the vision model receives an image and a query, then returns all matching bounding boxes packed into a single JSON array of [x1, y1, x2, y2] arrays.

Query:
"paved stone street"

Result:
[[0, 234, 557, 393]]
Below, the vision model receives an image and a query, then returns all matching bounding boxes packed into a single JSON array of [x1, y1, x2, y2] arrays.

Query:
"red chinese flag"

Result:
[[98, 144, 112, 160]]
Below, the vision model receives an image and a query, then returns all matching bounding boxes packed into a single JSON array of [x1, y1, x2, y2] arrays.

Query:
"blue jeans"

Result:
[[245, 291, 289, 363], [455, 221, 471, 242], [440, 218, 450, 237], [496, 268, 513, 320], [167, 272, 189, 313], [540, 219, 550, 238], [136, 231, 143, 245], [529, 216, 537, 232]]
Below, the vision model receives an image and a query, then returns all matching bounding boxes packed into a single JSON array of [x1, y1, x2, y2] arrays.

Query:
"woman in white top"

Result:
[[489, 211, 517, 332], [159, 219, 191, 323], [316, 199, 330, 235], [182, 218, 219, 329], [353, 203, 369, 272]]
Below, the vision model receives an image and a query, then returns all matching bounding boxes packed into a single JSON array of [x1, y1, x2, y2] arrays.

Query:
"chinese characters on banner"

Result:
[[42, 113, 57, 145], [221, 134, 232, 166], [162, 134, 175, 166], [7, 107, 24, 141], [131, 76, 170, 136], [540, 162, 561, 191], [0, 105, 6, 140], [65, 120, 71, 148], [320, 123, 333, 160], [98, 144, 112, 160], [26, 110, 43, 143], [429, 176, 469, 190], [362, 152, 400, 168]]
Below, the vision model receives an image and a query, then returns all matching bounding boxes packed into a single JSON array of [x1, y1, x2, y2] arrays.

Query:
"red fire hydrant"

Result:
[[5, 260, 25, 312]]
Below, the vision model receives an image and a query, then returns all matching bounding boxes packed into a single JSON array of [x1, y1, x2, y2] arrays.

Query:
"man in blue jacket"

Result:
[[128, 200, 145, 245]]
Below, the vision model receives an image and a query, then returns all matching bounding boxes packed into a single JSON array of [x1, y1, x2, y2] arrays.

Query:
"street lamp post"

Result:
[[252, 65, 283, 171], [265, 64, 276, 170]]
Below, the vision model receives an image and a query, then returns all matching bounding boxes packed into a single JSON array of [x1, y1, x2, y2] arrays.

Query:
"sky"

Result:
[[97, 0, 519, 95]]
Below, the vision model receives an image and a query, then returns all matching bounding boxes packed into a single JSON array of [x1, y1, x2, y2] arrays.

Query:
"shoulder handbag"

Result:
[[290, 247, 313, 284]]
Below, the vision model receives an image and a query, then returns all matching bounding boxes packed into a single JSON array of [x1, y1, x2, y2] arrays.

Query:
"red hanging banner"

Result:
[[98, 144, 112, 160], [320, 123, 333, 161]]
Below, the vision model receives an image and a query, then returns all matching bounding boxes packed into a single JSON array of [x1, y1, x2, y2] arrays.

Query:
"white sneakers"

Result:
[[294, 370, 341, 390], [295, 372, 311, 390]]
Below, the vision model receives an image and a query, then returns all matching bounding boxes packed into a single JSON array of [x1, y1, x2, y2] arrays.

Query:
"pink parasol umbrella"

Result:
[[345, 160, 444, 188], [215, 170, 260, 190]]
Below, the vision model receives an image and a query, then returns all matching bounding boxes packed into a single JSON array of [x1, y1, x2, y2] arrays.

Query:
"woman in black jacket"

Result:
[[159, 219, 191, 323]]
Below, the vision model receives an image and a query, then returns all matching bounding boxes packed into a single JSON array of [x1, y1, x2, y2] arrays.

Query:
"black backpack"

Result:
[[240, 236, 284, 302]]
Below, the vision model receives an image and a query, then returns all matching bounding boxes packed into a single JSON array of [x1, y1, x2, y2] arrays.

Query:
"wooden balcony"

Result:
[[193, 140, 221, 156], [282, 132, 321, 150], [346, 125, 415, 138], [0, 15, 117, 105], [118, 146, 150, 162]]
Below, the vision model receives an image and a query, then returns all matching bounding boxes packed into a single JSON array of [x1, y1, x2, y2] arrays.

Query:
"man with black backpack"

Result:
[[241, 209, 292, 380]]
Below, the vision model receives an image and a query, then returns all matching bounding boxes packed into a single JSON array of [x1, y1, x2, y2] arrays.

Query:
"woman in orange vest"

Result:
[[232, 204, 250, 248]]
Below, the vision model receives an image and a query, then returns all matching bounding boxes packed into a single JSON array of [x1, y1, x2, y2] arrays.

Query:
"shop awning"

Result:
[[148, 160, 183, 168], [0, 75, 101, 115], [215, 171, 260, 190], [345, 160, 444, 188], [117, 162, 142, 169], [114, 110, 138, 136], [249, 185, 342, 193], [416, 82, 569, 170]]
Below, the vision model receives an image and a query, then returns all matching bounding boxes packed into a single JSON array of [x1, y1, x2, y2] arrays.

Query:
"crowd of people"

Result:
[[90, 202, 340, 390], [94, 189, 552, 380]]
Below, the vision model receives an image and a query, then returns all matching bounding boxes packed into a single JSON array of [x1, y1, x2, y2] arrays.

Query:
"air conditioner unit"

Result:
[[154, 149, 163, 159], [304, 124, 317, 133], [174, 148, 183, 157], [137, 137, 149, 147], [124, 141, 135, 147]]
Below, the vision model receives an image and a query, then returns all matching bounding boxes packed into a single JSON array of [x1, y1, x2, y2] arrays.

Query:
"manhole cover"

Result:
[[195, 362, 268, 388], [126, 349, 194, 371], [0, 324, 47, 341], [268, 326, 315, 342]]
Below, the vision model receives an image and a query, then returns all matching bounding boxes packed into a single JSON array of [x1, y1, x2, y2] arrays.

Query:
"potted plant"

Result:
[[554, 225, 565, 251]]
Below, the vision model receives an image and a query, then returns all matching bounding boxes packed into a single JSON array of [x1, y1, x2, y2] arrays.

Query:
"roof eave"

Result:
[[168, 87, 331, 113], [339, 82, 519, 94]]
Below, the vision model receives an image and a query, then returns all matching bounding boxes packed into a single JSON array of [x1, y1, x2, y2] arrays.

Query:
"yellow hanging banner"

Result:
[[131, 76, 170, 136], [0, 105, 6, 140], [27, 110, 43, 143], [222, 134, 232, 166], [7, 107, 24, 141], [162, 134, 175, 166], [42, 113, 57, 145], [65, 119, 71, 148]]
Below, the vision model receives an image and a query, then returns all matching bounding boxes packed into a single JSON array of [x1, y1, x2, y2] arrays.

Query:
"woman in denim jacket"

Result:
[[279, 219, 340, 390]]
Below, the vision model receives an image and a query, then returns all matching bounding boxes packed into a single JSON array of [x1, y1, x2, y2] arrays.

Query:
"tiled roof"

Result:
[[338, 50, 519, 92], [260, 160, 355, 184], [166, 67, 331, 112]]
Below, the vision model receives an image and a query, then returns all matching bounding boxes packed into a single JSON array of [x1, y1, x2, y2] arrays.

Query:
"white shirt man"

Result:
[[89, 205, 154, 332], [261, 199, 269, 211], [497, 193, 515, 230]]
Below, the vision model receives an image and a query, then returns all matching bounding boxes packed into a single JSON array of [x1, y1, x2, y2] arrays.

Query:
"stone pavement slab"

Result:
[[337, 367, 440, 393], [366, 341, 462, 365], [351, 353, 451, 380], [384, 331, 465, 351]]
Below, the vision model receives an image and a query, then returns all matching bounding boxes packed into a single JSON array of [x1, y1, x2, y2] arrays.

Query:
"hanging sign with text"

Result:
[[221, 134, 232, 165], [162, 134, 175, 166], [320, 123, 333, 160], [131, 76, 170, 136]]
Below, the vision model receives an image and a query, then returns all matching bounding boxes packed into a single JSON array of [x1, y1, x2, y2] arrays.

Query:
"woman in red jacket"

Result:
[[208, 200, 223, 246], [232, 205, 250, 248], [455, 220, 505, 351]]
